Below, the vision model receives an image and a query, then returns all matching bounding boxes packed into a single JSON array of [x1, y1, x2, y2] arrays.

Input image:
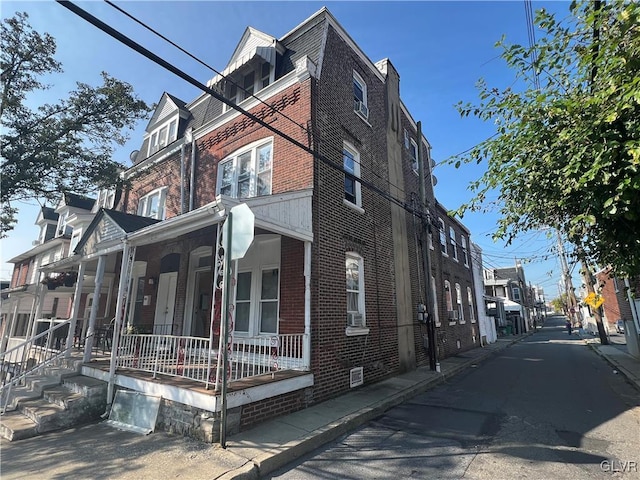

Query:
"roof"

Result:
[[41, 206, 58, 221], [104, 209, 162, 233], [64, 192, 96, 210]]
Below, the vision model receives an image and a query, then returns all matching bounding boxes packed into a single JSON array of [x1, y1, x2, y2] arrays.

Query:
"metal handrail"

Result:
[[0, 320, 83, 414]]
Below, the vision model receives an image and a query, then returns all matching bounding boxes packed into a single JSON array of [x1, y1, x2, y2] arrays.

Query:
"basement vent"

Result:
[[350, 367, 364, 388]]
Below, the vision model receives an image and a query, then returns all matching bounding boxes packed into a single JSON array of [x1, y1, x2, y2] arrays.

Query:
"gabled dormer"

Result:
[[54, 193, 96, 238], [207, 27, 285, 112], [34, 206, 58, 245], [139, 92, 190, 161]]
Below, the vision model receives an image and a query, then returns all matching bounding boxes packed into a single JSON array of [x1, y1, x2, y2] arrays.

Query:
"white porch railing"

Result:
[[115, 333, 308, 389]]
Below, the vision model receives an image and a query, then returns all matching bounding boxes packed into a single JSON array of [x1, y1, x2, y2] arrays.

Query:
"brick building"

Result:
[[3, 8, 479, 440]]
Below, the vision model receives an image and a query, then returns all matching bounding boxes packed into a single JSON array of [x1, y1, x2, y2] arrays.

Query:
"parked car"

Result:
[[615, 319, 625, 334]]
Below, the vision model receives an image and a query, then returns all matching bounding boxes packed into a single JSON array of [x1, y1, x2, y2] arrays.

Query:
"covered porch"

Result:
[[38, 191, 314, 399]]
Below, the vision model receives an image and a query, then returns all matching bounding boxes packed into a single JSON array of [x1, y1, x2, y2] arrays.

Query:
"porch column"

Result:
[[83, 255, 106, 362], [29, 284, 47, 339], [65, 262, 86, 357], [0, 297, 19, 353], [104, 276, 114, 318], [107, 242, 136, 406], [303, 241, 311, 370]]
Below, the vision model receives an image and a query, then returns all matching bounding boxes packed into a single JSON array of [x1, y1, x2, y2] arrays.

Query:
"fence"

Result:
[[115, 333, 307, 389]]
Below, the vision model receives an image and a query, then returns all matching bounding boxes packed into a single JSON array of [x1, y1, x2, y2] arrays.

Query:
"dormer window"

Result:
[[222, 63, 273, 113], [97, 189, 115, 210], [57, 211, 72, 237], [148, 119, 178, 156]]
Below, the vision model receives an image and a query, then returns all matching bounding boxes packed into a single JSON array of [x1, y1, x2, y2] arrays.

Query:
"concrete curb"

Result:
[[224, 334, 530, 479], [584, 342, 640, 393]]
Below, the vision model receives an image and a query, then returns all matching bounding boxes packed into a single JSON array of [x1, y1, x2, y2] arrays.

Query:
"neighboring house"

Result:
[[2, 8, 481, 440], [0, 195, 96, 353], [470, 243, 498, 344], [483, 262, 530, 335]]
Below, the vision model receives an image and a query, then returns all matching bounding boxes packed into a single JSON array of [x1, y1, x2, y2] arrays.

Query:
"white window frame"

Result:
[[216, 138, 273, 199], [346, 252, 368, 335], [512, 286, 521, 302], [467, 286, 476, 323], [450, 227, 458, 261], [353, 70, 369, 119], [403, 128, 410, 149], [137, 187, 168, 220], [343, 141, 362, 209], [456, 283, 465, 323], [445, 280, 454, 324], [69, 230, 82, 255], [223, 64, 274, 113], [97, 189, 115, 210], [462, 236, 469, 267], [409, 139, 419, 173], [148, 118, 178, 156], [234, 235, 281, 337], [439, 218, 447, 256], [432, 276, 441, 327]]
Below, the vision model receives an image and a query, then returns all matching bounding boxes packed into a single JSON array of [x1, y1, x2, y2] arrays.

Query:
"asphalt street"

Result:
[[266, 316, 640, 479]]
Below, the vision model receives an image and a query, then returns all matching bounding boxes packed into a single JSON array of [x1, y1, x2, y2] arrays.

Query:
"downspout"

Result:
[[303, 241, 311, 370], [180, 143, 186, 214], [188, 128, 196, 212]]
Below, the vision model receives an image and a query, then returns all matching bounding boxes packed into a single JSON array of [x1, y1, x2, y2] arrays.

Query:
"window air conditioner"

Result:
[[347, 312, 365, 328], [447, 310, 459, 321], [353, 99, 369, 118]]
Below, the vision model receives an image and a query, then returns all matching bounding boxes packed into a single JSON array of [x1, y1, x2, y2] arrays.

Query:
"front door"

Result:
[[154, 272, 177, 334], [191, 269, 213, 337]]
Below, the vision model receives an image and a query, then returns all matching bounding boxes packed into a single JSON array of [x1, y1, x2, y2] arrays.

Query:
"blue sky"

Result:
[[1, 1, 578, 298]]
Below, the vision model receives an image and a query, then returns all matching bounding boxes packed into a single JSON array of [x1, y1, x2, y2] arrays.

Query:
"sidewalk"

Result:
[[579, 333, 640, 393], [219, 334, 530, 480]]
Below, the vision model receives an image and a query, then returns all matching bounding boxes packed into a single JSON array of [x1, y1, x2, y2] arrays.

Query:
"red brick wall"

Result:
[[193, 81, 314, 210], [279, 237, 305, 335], [597, 268, 633, 327], [240, 387, 312, 430], [310, 25, 399, 403]]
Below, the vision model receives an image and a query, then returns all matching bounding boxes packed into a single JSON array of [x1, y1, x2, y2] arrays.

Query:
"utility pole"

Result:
[[579, 253, 609, 345], [417, 121, 438, 371], [557, 231, 578, 322]]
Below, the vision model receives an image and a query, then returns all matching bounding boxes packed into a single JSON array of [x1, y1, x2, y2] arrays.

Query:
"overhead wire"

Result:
[[57, 1, 426, 221], [103, 0, 419, 205]]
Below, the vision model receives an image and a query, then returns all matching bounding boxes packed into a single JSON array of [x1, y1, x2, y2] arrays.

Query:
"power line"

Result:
[[103, 0, 418, 204], [58, 1, 423, 220]]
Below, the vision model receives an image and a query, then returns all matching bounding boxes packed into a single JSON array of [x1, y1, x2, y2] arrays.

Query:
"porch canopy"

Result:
[[45, 189, 312, 268]]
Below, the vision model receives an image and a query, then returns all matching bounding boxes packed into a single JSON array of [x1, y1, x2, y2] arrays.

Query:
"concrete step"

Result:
[[0, 410, 38, 441], [24, 374, 61, 396], [1, 375, 109, 441], [1, 384, 41, 412]]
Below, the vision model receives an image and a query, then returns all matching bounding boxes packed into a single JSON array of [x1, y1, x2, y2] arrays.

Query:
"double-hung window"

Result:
[[343, 142, 362, 208], [455, 283, 465, 323], [462, 236, 469, 266], [217, 139, 273, 198], [234, 236, 280, 336], [467, 286, 476, 323], [137, 187, 167, 220], [439, 219, 447, 255], [409, 139, 418, 173], [450, 227, 458, 261], [346, 252, 366, 329], [512, 287, 521, 302], [353, 71, 368, 119]]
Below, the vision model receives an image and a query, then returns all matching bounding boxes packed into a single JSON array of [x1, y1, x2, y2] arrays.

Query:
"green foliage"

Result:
[[452, 1, 640, 278], [0, 12, 151, 237]]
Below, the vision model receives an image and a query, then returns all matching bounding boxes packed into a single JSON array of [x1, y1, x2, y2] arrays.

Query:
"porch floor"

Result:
[[83, 355, 309, 396]]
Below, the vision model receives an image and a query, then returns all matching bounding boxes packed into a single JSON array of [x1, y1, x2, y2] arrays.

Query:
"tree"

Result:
[[0, 12, 151, 237], [453, 1, 640, 279]]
